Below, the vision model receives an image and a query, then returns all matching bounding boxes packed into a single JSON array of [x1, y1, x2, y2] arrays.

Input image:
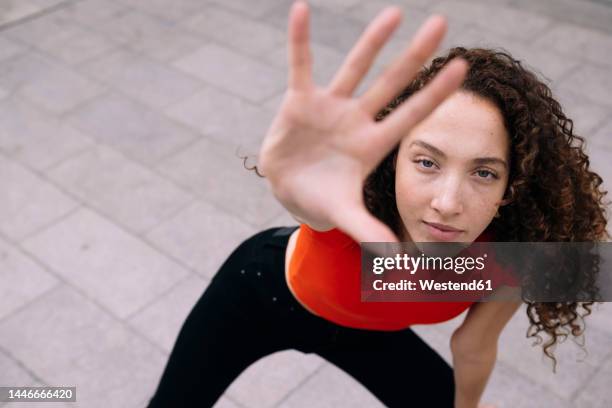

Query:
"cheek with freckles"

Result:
[[469, 200, 497, 230], [461, 195, 506, 240]]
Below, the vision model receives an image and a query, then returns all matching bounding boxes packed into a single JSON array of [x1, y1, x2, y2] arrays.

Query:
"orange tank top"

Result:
[[288, 223, 509, 331]]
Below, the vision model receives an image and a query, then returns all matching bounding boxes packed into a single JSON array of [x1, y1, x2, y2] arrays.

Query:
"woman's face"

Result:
[[395, 90, 510, 243]]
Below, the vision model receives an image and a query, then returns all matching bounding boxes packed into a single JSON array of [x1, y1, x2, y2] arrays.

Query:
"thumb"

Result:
[[332, 203, 399, 246]]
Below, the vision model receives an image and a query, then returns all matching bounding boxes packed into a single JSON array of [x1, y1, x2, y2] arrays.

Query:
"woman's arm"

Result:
[[451, 341, 497, 408], [450, 297, 522, 408]]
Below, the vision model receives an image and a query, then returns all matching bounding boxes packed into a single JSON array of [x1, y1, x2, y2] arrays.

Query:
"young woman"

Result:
[[147, 2, 609, 407]]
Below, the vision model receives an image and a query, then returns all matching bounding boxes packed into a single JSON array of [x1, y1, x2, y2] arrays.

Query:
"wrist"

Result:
[[454, 395, 478, 408]]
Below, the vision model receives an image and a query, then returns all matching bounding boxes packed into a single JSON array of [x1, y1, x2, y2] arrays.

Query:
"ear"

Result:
[[499, 185, 514, 207]]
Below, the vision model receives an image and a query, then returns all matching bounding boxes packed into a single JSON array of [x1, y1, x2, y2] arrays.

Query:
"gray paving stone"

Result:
[[346, 1, 431, 28], [35, 25, 119, 66], [262, 91, 285, 112], [183, 5, 286, 59], [146, 201, 257, 280], [0, 350, 36, 389], [91, 9, 203, 62], [431, 1, 553, 42], [0, 0, 43, 27], [0, 351, 52, 408], [592, 118, 612, 150], [480, 361, 572, 408], [164, 85, 276, 151], [348, 0, 440, 14], [21, 208, 189, 319], [262, 3, 369, 54], [447, 26, 579, 86], [534, 21, 612, 69], [263, 41, 345, 87], [3, 8, 84, 49], [226, 350, 325, 407], [506, 45, 579, 88], [554, 88, 611, 137], [0, 96, 93, 171], [156, 138, 286, 228], [47, 145, 195, 235], [586, 302, 612, 338], [0, 285, 168, 408], [0, 237, 58, 321], [128, 275, 208, 352], [78, 49, 205, 110], [496, 304, 612, 400], [0, 156, 79, 242], [114, 0, 210, 23], [52, 0, 127, 26], [27, 0, 65, 8], [559, 64, 612, 109], [209, 0, 283, 19], [586, 139, 612, 240], [573, 352, 612, 408], [0, 35, 27, 62], [308, 0, 364, 13], [278, 363, 385, 408], [511, 0, 612, 36], [18, 62, 104, 115], [173, 43, 285, 103], [212, 397, 241, 408], [66, 92, 200, 165], [586, 140, 612, 199], [458, 0, 515, 4], [0, 52, 65, 94]]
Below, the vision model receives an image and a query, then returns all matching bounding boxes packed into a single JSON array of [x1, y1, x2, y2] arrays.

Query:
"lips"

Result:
[[423, 221, 463, 232], [422, 221, 464, 241]]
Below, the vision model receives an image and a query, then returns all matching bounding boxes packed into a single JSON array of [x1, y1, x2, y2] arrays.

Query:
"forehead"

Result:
[[400, 91, 509, 157]]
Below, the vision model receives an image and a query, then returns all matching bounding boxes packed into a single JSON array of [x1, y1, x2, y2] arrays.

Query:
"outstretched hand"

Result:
[[259, 1, 468, 244]]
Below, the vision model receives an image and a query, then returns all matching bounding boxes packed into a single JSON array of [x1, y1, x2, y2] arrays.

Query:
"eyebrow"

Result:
[[409, 140, 508, 169]]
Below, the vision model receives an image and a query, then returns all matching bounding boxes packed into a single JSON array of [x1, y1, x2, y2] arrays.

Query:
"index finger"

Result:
[[288, 1, 313, 90]]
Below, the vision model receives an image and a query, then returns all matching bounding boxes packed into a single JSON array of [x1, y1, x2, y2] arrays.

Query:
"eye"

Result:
[[475, 169, 498, 180], [415, 159, 437, 169]]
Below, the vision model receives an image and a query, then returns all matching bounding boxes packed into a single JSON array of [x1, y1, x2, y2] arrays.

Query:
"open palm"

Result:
[[259, 1, 468, 244]]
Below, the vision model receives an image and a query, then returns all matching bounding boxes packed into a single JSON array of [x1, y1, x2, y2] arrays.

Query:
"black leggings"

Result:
[[147, 226, 455, 407]]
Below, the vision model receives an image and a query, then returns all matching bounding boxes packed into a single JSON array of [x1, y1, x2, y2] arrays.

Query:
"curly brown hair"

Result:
[[244, 47, 610, 372]]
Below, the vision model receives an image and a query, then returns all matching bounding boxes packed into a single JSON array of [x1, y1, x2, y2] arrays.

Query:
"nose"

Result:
[[430, 177, 464, 216]]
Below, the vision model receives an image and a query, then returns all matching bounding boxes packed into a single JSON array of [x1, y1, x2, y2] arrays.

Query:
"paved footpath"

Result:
[[0, 0, 610, 407]]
